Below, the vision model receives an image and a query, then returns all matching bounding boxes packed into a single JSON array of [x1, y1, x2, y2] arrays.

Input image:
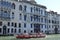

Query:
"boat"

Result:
[[16, 33, 30, 39], [16, 33, 46, 38]]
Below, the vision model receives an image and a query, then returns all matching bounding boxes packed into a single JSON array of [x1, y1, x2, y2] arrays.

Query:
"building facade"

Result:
[[0, 0, 60, 35], [47, 11, 60, 34]]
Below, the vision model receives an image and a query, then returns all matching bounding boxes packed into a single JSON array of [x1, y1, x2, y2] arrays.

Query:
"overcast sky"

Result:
[[35, 0, 60, 14]]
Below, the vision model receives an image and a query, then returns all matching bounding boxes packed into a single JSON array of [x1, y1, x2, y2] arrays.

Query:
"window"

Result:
[[58, 25, 59, 28], [41, 25, 43, 28], [44, 11, 47, 16], [0, 22, 2, 26], [45, 30, 47, 33], [52, 26, 54, 28], [49, 20, 51, 23], [8, 22, 10, 26], [55, 21, 56, 24], [49, 25, 50, 28], [24, 5, 27, 11], [19, 14, 22, 20], [24, 23, 26, 28], [11, 28, 13, 33], [45, 18, 46, 23], [31, 7, 33, 12], [4, 11, 7, 13], [39, 8, 40, 13], [34, 7, 35, 12], [24, 15, 27, 21], [45, 25, 46, 28], [19, 29, 21, 33], [41, 18, 43, 22], [57, 21, 59, 24], [41, 30, 43, 32], [31, 16, 33, 21], [19, 23, 21, 27], [12, 3, 15, 9], [41, 10, 43, 15], [14, 23, 17, 27], [12, 12, 14, 19], [19, 5, 22, 11], [36, 7, 38, 12], [38, 18, 40, 22], [0, 28, 2, 33], [34, 15, 38, 21], [52, 20, 54, 23], [31, 24, 32, 28], [11, 22, 14, 26], [8, 28, 10, 33], [14, 29, 16, 33], [24, 30, 26, 33], [31, 30, 33, 33]]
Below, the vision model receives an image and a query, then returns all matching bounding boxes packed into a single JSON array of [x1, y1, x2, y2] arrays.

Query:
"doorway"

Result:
[[3, 25, 7, 35]]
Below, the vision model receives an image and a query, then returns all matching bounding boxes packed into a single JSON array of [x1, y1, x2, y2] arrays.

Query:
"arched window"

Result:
[[12, 3, 15, 9], [19, 5, 22, 11]]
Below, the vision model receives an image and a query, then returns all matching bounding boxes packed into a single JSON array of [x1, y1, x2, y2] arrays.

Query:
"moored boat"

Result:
[[16, 33, 46, 38]]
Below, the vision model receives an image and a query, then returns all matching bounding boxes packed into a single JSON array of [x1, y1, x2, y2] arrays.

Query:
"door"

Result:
[[54, 27, 58, 34], [3, 25, 7, 35]]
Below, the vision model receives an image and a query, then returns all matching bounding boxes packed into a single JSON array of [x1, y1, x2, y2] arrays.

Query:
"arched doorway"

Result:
[[3, 25, 7, 35]]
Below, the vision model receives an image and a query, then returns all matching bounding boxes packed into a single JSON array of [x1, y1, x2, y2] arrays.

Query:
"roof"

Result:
[[19, 1, 47, 9]]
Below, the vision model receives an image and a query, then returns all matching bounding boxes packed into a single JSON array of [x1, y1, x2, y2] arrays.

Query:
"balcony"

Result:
[[0, 12, 11, 21], [0, 1, 12, 9]]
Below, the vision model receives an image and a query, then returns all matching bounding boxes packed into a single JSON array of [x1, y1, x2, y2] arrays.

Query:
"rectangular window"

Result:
[[52, 20, 54, 23], [31, 16, 33, 21], [49, 25, 50, 28], [36, 7, 38, 12], [19, 14, 22, 20], [41, 10, 43, 15], [39, 8, 40, 13], [31, 24, 32, 28], [4, 11, 7, 13], [45, 25, 46, 28], [11, 22, 14, 26], [41, 25, 43, 28], [24, 15, 27, 21], [39, 18, 40, 22], [31, 7, 33, 12], [14, 23, 17, 27], [24, 30, 26, 33], [11, 28, 13, 33], [45, 18, 46, 23], [31, 30, 33, 33], [12, 12, 14, 19], [0, 22, 2, 26], [8, 28, 10, 33], [49, 20, 51, 23], [8, 22, 10, 26], [19, 23, 21, 27], [19, 29, 21, 33], [24, 23, 26, 28], [14, 29, 16, 33], [41, 18, 43, 22], [0, 28, 2, 33], [52, 26, 54, 28], [44, 11, 47, 16], [24, 5, 27, 12]]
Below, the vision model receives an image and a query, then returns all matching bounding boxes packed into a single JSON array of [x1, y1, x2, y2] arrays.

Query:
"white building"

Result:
[[0, 0, 60, 35], [47, 11, 60, 34]]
